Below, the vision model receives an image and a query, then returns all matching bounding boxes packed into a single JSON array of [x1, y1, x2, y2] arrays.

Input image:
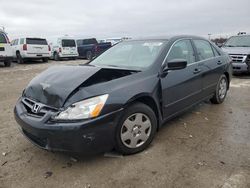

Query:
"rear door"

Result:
[[61, 39, 77, 55], [0, 32, 11, 57], [161, 39, 203, 119], [192, 39, 223, 97], [26, 38, 49, 56]]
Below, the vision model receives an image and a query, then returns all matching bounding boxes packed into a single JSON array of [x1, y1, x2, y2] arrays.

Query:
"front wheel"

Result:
[[115, 103, 157, 155], [210, 75, 228, 104], [53, 52, 60, 61]]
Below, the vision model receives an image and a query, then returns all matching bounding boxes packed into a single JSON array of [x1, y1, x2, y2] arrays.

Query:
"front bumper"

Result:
[[14, 98, 123, 153], [232, 62, 249, 73]]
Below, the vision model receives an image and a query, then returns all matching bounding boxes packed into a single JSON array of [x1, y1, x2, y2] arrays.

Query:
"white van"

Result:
[[49, 37, 78, 60], [0, 29, 12, 67], [11, 37, 51, 63]]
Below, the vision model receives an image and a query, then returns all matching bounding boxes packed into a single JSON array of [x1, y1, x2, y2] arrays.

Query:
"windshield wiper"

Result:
[[224, 45, 235, 47]]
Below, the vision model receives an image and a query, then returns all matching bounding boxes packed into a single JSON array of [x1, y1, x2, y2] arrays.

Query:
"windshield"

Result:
[[224, 35, 250, 47], [62, 39, 76, 47], [90, 40, 166, 70]]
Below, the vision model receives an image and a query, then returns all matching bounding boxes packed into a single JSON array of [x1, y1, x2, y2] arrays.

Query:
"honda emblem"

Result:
[[32, 104, 41, 113]]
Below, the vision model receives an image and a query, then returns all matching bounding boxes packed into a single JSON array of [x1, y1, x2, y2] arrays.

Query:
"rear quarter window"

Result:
[[0, 33, 7, 43], [26, 38, 48, 45]]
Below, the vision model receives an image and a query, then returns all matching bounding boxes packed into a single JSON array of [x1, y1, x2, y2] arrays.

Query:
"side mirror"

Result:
[[161, 59, 187, 77]]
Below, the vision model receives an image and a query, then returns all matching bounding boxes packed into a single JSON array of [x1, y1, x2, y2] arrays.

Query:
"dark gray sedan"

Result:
[[14, 35, 232, 155]]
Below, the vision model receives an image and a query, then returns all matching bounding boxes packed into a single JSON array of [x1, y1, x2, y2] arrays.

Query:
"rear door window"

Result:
[[167, 39, 195, 64], [62, 39, 76, 47], [26, 38, 48, 45], [193, 40, 215, 60], [0, 33, 7, 43]]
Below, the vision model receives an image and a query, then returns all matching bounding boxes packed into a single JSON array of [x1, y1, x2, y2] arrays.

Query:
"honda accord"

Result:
[[14, 36, 232, 155]]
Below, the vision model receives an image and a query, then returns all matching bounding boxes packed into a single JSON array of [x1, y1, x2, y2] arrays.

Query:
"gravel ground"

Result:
[[0, 60, 249, 188]]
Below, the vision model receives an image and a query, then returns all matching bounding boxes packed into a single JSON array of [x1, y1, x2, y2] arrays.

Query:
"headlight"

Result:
[[54, 94, 108, 120]]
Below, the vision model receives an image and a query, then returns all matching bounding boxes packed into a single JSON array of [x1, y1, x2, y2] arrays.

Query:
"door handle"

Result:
[[193, 68, 201, 74], [217, 60, 222, 65]]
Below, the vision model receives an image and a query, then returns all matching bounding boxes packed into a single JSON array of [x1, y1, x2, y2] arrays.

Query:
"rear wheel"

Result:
[[42, 58, 49, 63], [210, 75, 228, 104], [115, 103, 157, 155], [16, 52, 23, 64], [4, 60, 11, 67], [86, 51, 93, 60]]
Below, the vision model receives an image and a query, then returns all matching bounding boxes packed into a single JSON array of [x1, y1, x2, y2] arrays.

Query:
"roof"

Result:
[[128, 35, 207, 41]]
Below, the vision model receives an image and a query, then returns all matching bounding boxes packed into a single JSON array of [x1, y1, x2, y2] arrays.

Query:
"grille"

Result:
[[246, 56, 250, 64], [21, 97, 58, 118], [229, 54, 247, 63]]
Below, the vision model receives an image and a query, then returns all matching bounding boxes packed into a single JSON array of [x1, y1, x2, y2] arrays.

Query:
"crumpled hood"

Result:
[[222, 47, 250, 55], [24, 65, 101, 108]]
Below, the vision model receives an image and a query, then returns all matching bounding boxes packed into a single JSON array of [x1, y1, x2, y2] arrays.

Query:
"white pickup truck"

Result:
[[11, 37, 51, 63], [0, 30, 12, 67], [222, 34, 250, 74]]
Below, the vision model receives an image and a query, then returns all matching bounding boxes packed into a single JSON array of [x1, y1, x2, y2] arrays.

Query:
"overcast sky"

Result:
[[0, 0, 250, 40]]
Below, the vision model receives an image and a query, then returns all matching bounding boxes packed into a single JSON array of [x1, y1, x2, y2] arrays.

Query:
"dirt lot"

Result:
[[0, 60, 249, 188]]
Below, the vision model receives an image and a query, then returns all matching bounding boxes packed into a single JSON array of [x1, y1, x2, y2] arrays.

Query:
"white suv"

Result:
[[11, 37, 51, 63], [49, 37, 78, 61], [0, 30, 12, 67]]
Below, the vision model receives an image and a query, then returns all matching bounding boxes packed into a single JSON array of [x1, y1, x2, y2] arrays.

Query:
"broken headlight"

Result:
[[54, 94, 108, 120]]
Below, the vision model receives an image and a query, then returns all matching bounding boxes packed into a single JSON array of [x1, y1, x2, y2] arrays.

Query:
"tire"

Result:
[[53, 52, 60, 61], [42, 58, 49, 63], [86, 51, 93, 60], [115, 102, 157, 155], [4, 60, 11, 67], [16, 52, 23, 64], [210, 75, 228, 104]]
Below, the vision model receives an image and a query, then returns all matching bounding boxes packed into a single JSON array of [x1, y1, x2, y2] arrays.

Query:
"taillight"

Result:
[[23, 44, 27, 51], [48, 45, 51, 51], [59, 47, 62, 53], [95, 45, 99, 52]]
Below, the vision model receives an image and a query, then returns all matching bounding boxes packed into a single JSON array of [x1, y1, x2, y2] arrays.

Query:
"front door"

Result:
[[161, 39, 203, 119]]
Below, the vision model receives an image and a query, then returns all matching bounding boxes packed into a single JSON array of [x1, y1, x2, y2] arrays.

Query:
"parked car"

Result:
[[222, 34, 250, 74], [0, 29, 12, 67], [14, 35, 232, 155], [50, 37, 78, 61], [77, 38, 111, 60], [11, 37, 50, 63]]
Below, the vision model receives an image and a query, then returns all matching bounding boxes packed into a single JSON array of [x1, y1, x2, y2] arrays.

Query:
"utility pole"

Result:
[[208, 34, 212, 40]]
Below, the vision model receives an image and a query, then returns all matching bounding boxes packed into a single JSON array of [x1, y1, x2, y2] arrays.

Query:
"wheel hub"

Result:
[[120, 113, 152, 148]]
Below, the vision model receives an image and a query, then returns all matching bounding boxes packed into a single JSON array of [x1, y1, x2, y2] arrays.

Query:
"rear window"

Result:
[[62, 39, 76, 47], [0, 33, 7, 43], [26, 38, 47, 45]]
